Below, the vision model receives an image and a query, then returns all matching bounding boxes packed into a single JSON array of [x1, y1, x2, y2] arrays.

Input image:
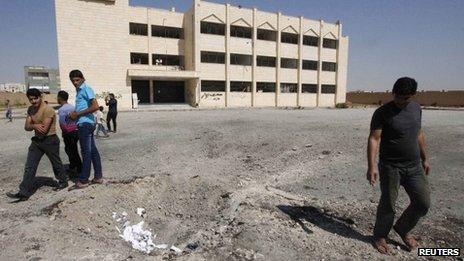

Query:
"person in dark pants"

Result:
[[105, 93, 117, 133], [57, 91, 82, 178], [6, 89, 68, 201], [68, 70, 103, 189], [367, 77, 431, 254]]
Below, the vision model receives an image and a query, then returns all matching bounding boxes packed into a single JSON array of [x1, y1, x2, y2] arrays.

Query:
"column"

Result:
[[316, 20, 323, 107], [276, 12, 282, 107], [225, 4, 231, 107], [297, 16, 303, 107], [149, 80, 154, 104], [251, 8, 258, 107]]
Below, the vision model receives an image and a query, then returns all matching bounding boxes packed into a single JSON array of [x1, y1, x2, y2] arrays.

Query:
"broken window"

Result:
[[130, 53, 149, 64], [230, 53, 252, 66], [201, 80, 225, 92], [303, 35, 319, 46], [129, 23, 148, 36], [201, 21, 225, 36], [280, 83, 298, 93], [281, 58, 298, 69], [321, 84, 336, 94], [323, 38, 338, 49], [257, 29, 277, 41], [230, 25, 252, 39], [322, 62, 337, 72], [151, 25, 183, 39], [230, 81, 252, 92], [257, 82, 276, 93], [257, 56, 276, 67], [201, 51, 225, 64], [152, 54, 184, 66], [302, 60, 318, 70], [281, 32, 299, 44], [302, 84, 317, 93]]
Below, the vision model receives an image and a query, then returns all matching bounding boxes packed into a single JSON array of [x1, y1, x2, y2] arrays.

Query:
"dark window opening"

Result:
[[257, 56, 276, 67], [281, 58, 298, 69], [280, 83, 298, 93], [323, 38, 338, 49], [322, 62, 337, 72], [257, 29, 276, 41], [302, 84, 317, 93], [230, 25, 252, 38], [302, 60, 318, 70], [257, 82, 276, 93], [230, 53, 252, 66], [130, 53, 149, 65], [303, 35, 319, 46], [152, 54, 184, 67], [28, 72, 49, 77], [201, 80, 225, 92], [131, 80, 150, 104], [152, 25, 183, 39], [321, 84, 336, 94], [230, 81, 252, 92], [154, 81, 185, 103], [130, 23, 148, 36], [281, 32, 299, 44], [201, 51, 225, 64], [201, 21, 225, 36]]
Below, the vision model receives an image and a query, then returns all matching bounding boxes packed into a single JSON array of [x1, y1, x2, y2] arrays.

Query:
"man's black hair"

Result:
[[69, 70, 84, 79], [99, 106, 104, 111], [26, 88, 42, 98], [392, 77, 417, 95], [57, 90, 69, 101]]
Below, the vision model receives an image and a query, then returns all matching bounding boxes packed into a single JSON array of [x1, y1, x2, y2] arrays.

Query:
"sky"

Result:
[[0, 0, 463, 91]]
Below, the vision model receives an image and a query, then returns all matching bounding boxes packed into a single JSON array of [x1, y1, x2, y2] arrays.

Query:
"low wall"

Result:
[[347, 91, 464, 107]]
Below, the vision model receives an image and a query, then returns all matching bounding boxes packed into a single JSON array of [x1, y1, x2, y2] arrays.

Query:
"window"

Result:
[[257, 56, 276, 67], [130, 53, 149, 64], [302, 60, 318, 70], [201, 21, 225, 35], [230, 25, 252, 38], [302, 84, 317, 93], [322, 62, 337, 72], [257, 29, 276, 41], [230, 81, 252, 92], [201, 51, 225, 64], [303, 35, 318, 46], [152, 54, 184, 66], [321, 84, 336, 94], [201, 81, 225, 92], [281, 58, 298, 69], [281, 32, 299, 44], [323, 38, 338, 49], [257, 82, 276, 93], [230, 53, 252, 66], [130, 23, 148, 36], [151, 25, 183, 39], [280, 83, 298, 93], [28, 72, 49, 77]]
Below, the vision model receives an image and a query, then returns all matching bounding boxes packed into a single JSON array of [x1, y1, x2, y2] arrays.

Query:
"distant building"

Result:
[[0, 83, 26, 93], [24, 66, 60, 94]]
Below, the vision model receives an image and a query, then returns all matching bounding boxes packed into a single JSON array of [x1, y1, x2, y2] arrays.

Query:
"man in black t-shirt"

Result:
[[367, 77, 431, 254], [105, 93, 118, 133]]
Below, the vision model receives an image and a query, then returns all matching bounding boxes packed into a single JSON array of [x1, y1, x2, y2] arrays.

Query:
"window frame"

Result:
[[201, 21, 226, 36], [130, 52, 149, 65]]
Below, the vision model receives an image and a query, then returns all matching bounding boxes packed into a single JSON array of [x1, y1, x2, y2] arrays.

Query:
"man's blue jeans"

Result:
[[78, 123, 102, 182]]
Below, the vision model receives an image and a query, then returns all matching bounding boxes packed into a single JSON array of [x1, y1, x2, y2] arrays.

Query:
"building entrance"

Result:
[[153, 81, 185, 103]]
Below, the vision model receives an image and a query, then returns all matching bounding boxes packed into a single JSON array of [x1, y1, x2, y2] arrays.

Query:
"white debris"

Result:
[[136, 207, 146, 218], [170, 245, 182, 253], [112, 212, 117, 219], [120, 221, 168, 254]]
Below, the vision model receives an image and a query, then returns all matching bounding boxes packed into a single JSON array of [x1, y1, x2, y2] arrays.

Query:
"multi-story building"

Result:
[[55, 0, 348, 109], [24, 66, 61, 94]]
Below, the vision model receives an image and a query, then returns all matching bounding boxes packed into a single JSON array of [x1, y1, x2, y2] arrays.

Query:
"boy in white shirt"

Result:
[[94, 106, 109, 138]]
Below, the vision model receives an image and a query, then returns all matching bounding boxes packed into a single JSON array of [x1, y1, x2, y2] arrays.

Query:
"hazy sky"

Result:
[[0, 0, 463, 91]]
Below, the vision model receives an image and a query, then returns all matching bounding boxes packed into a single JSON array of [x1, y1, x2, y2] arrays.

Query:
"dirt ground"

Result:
[[0, 108, 463, 260]]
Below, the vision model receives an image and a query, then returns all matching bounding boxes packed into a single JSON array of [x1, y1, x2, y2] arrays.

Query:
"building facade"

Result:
[[55, 0, 348, 109], [24, 66, 61, 94]]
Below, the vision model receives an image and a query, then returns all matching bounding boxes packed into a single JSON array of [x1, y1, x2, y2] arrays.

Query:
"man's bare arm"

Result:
[[418, 130, 431, 175], [24, 116, 34, 131], [69, 99, 99, 120], [367, 129, 382, 186]]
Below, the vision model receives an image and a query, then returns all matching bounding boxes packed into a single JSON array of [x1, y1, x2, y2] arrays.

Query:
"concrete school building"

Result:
[[55, 0, 348, 109]]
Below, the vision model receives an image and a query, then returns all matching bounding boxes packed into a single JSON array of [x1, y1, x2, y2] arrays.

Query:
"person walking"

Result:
[[94, 106, 109, 138], [105, 93, 117, 133], [68, 70, 103, 189], [367, 77, 431, 254], [6, 89, 68, 201], [5, 99, 13, 122], [57, 90, 82, 178]]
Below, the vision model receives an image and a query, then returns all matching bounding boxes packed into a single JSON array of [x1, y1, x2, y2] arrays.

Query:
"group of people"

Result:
[[6, 70, 118, 201], [5, 75, 431, 255]]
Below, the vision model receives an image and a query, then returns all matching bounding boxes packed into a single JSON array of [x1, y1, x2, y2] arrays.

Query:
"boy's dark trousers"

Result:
[[106, 111, 117, 132], [19, 135, 67, 197], [373, 162, 431, 238], [62, 130, 82, 174]]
